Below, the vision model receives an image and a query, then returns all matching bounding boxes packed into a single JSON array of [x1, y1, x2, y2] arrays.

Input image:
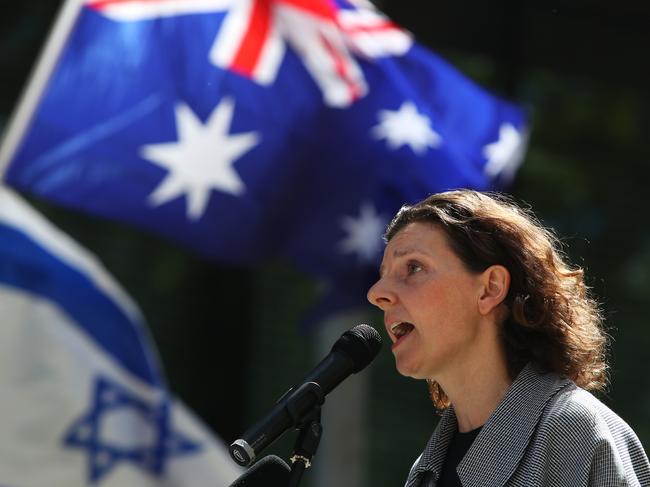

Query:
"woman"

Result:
[[367, 190, 650, 487]]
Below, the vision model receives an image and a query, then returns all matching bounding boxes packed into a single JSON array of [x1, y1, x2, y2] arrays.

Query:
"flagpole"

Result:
[[311, 308, 371, 487], [0, 0, 84, 175]]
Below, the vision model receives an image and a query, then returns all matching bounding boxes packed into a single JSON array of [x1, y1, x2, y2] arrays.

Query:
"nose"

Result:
[[367, 277, 396, 309]]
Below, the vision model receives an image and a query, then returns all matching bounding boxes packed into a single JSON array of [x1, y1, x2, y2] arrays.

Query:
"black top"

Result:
[[435, 426, 482, 487]]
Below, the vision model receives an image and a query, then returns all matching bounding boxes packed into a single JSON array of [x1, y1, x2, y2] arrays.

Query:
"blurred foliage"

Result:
[[1, 2, 649, 486]]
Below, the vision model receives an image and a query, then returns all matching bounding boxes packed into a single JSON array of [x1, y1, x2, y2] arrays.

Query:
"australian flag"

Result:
[[0, 0, 527, 311]]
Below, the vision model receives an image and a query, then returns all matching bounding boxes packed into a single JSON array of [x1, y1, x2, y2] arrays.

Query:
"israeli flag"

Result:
[[0, 185, 241, 486]]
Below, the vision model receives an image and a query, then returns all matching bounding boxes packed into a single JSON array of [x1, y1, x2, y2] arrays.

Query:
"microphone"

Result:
[[229, 324, 382, 467]]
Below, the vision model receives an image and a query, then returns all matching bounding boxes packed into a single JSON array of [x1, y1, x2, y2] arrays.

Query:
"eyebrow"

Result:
[[393, 247, 421, 258]]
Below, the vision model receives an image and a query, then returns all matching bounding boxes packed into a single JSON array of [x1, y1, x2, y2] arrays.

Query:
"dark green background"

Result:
[[2, 1, 649, 485]]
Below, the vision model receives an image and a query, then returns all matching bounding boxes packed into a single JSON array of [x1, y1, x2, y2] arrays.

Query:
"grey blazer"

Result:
[[405, 364, 650, 487]]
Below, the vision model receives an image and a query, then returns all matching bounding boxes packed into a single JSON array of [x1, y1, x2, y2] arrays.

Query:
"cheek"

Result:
[[408, 287, 454, 334], [445, 274, 479, 309], [416, 285, 477, 334], [417, 284, 461, 314]]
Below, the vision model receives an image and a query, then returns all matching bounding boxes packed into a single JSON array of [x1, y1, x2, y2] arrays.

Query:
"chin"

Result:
[[395, 360, 423, 379], [396, 358, 439, 381]]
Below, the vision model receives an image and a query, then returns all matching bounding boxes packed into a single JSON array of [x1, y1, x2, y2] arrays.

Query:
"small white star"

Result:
[[371, 101, 442, 154], [140, 98, 260, 220], [339, 202, 386, 263], [483, 123, 525, 180]]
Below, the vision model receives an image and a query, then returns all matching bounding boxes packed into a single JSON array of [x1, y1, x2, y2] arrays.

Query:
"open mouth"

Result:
[[390, 322, 415, 340]]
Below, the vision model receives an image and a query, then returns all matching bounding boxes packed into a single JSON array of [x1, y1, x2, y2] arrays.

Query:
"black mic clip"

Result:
[[280, 381, 325, 427]]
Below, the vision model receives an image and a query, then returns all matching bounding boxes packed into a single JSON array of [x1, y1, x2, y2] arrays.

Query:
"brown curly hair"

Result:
[[385, 189, 608, 410]]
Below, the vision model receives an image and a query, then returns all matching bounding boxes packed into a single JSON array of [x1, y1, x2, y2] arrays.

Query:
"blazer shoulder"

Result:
[[539, 382, 642, 450], [522, 386, 612, 479], [541, 384, 601, 432]]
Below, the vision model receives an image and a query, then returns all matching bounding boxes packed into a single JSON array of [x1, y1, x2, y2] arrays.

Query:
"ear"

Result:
[[477, 265, 510, 316]]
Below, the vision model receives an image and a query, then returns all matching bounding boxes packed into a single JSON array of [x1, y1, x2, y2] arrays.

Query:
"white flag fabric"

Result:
[[0, 186, 242, 486]]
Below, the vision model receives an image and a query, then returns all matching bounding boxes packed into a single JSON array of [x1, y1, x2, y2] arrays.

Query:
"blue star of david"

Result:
[[63, 375, 202, 483]]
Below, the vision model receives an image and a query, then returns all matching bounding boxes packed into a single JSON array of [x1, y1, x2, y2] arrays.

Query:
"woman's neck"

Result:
[[437, 348, 512, 433]]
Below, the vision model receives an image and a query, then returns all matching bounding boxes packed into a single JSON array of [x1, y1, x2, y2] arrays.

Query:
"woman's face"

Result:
[[367, 222, 485, 381]]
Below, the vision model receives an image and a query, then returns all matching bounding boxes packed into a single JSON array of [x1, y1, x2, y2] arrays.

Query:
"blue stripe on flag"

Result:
[[0, 223, 159, 386]]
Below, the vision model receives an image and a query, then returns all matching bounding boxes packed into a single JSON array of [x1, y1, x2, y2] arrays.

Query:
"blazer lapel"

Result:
[[405, 408, 458, 487]]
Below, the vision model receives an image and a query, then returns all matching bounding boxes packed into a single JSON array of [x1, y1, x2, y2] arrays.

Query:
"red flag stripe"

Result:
[[230, 0, 273, 77]]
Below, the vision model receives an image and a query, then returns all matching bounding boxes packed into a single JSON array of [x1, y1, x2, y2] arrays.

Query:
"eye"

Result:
[[406, 261, 422, 275]]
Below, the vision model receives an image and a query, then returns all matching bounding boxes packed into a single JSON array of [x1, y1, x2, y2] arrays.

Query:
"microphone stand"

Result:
[[228, 381, 325, 487], [269, 381, 324, 487], [287, 406, 322, 487]]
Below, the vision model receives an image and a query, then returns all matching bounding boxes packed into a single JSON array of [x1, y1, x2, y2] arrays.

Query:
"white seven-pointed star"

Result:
[[371, 101, 442, 154], [339, 202, 386, 263], [140, 98, 259, 220], [483, 123, 525, 179]]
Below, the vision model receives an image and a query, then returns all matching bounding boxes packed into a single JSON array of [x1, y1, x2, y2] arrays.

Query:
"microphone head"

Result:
[[331, 324, 382, 373]]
